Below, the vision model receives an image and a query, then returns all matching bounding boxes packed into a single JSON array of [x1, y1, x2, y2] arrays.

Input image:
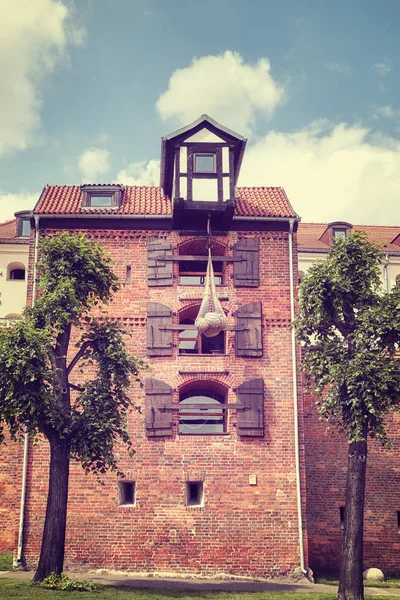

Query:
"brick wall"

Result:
[[304, 388, 400, 577], [0, 431, 21, 553], [19, 226, 304, 577]]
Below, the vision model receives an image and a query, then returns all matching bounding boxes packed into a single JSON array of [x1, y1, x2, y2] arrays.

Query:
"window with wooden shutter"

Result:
[[236, 378, 264, 437], [147, 302, 173, 357], [235, 301, 263, 357], [233, 237, 259, 287], [145, 378, 173, 437], [147, 238, 173, 287]]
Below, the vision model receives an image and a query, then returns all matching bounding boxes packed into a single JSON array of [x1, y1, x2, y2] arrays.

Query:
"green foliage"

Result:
[[0, 231, 144, 471], [295, 231, 400, 444], [40, 572, 102, 591]]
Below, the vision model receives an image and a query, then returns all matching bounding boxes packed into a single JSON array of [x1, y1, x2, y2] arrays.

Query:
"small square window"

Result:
[[333, 228, 347, 241], [118, 481, 135, 506], [194, 154, 215, 173], [89, 195, 113, 207], [186, 481, 203, 506]]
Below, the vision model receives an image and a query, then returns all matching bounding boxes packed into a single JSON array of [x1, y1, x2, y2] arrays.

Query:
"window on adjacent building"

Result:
[[7, 262, 26, 281], [396, 274, 400, 288], [186, 481, 204, 506], [178, 305, 225, 355], [118, 481, 135, 506], [81, 185, 122, 209], [179, 381, 226, 435], [333, 228, 347, 241], [20, 219, 30, 237], [194, 153, 215, 173]]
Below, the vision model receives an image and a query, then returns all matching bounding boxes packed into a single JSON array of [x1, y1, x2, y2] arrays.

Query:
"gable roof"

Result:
[[0, 219, 17, 240], [298, 222, 400, 253], [34, 185, 298, 219]]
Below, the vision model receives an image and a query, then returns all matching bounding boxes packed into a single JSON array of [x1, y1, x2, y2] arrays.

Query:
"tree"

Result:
[[0, 232, 144, 582], [295, 231, 400, 600]]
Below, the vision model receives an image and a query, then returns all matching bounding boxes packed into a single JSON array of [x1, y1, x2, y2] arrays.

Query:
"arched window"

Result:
[[178, 238, 225, 286], [179, 380, 227, 435], [7, 262, 26, 281], [178, 304, 225, 355]]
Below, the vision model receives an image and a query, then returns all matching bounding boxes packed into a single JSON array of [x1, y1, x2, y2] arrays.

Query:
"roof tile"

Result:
[[298, 223, 400, 252], [35, 185, 297, 219]]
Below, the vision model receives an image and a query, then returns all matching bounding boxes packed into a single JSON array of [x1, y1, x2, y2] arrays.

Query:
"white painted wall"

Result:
[[0, 243, 29, 319], [298, 251, 400, 291], [185, 129, 224, 143], [192, 178, 218, 202]]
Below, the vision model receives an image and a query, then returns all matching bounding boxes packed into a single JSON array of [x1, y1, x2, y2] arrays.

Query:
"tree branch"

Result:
[[67, 340, 93, 376], [69, 382, 84, 392]]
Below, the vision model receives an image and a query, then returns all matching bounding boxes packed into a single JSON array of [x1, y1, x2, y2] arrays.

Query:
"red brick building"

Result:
[[1, 116, 400, 578]]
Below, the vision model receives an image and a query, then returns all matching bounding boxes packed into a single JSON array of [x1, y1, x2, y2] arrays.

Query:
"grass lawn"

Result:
[[317, 577, 400, 589], [1, 579, 400, 600], [0, 554, 12, 571]]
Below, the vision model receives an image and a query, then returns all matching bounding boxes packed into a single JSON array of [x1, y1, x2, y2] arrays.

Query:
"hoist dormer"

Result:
[[160, 114, 247, 231]]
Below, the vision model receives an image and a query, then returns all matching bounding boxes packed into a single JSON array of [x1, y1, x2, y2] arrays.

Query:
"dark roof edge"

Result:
[[282, 187, 301, 220], [162, 114, 247, 142]]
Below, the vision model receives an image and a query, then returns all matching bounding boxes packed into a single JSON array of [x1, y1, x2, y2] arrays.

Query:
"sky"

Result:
[[1, 0, 400, 225]]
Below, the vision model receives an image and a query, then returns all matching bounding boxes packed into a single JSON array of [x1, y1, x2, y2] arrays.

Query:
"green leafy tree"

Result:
[[0, 232, 143, 582], [295, 231, 400, 600]]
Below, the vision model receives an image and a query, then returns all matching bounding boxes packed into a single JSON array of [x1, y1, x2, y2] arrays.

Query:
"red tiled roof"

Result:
[[298, 223, 400, 253], [34, 185, 298, 219], [0, 219, 17, 240]]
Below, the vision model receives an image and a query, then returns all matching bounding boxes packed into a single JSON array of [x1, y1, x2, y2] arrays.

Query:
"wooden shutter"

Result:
[[235, 301, 263, 357], [147, 302, 173, 357], [147, 238, 173, 287], [236, 378, 264, 437], [233, 237, 259, 287], [145, 378, 173, 437]]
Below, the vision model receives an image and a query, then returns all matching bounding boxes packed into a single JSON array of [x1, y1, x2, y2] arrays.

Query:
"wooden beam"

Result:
[[161, 403, 244, 411], [159, 325, 248, 331], [156, 255, 244, 262]]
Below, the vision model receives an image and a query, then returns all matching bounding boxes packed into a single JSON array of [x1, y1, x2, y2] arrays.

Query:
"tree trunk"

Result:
[[33, 436, 70, 582], [338, 437, 367, 600]]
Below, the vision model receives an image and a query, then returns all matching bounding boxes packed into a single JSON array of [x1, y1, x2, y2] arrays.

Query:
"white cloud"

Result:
[[239, 122, 400, 225], [371, 60, 392, 76], [78, 148, 110, 183], [0, 192, 38, 223], [324, 62, 350, 74], [116, 159, 160, 186], [0, 0, 82, 155], [156, 50, 285, 135]]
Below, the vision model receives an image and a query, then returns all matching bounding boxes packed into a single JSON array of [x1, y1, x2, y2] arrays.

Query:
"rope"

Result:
[[195, 247, 228, 338]]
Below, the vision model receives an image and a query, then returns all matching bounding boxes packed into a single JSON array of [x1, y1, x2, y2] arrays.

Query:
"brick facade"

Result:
[[10, 225, 303, 577]]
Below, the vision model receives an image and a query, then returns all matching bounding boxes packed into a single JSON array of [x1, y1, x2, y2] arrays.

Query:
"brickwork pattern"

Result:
[[17, 226, 303, 577], [304, 389, 400, 576]]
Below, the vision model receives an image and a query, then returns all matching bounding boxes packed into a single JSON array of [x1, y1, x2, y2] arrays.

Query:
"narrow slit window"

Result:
[[186, 481, 203, 506], [340, 506, 345, 529], [118, 481, 135, 506], [397, 511, 400, 532], [126, 265, 132, 285]]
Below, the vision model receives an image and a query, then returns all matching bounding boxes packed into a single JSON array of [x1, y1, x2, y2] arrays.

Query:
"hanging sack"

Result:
[[195, 248, 228, 337]]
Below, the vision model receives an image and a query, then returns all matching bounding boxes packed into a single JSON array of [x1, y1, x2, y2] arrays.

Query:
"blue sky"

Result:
[[1, 0, 400, 224]]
